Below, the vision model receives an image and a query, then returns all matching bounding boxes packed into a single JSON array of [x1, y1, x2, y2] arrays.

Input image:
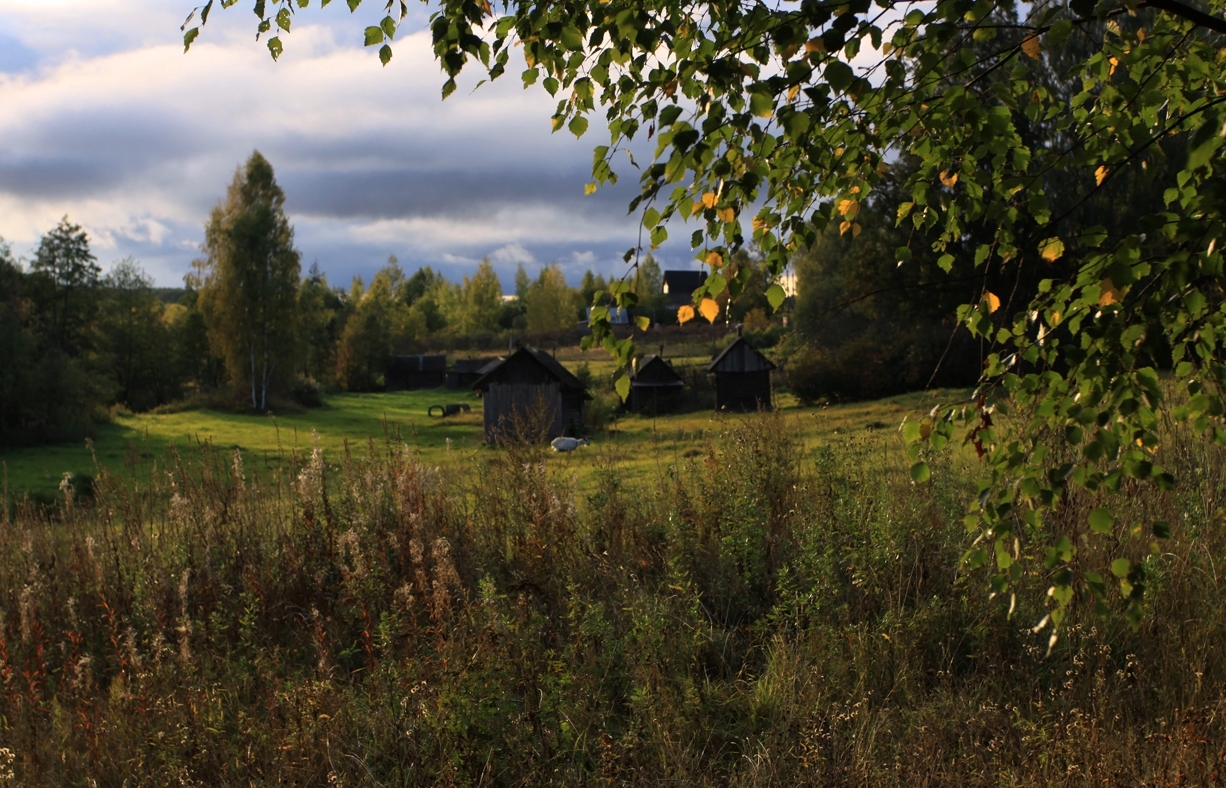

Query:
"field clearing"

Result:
[[0, 383, 973, 501]]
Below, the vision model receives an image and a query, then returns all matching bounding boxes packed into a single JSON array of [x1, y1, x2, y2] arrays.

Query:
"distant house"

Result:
[[707, 337, 774, 412], [386, 354, 447, 391], [471, 347, 589, 443], [630, 354, 686, 415], [662, 270, 707, 309], [448, 357, 502, 389], [587, 306, 630, 325]]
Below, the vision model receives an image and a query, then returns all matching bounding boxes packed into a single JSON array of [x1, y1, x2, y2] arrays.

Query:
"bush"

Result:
[[289, 375, 324, 408]]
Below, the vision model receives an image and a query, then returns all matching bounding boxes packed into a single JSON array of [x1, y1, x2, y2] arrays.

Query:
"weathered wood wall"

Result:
[[482, 382, 565, 443], [715, 371, 772, 412]]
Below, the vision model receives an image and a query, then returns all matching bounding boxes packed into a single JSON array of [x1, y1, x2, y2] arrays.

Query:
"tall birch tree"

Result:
[[197, 151, 301, 411]]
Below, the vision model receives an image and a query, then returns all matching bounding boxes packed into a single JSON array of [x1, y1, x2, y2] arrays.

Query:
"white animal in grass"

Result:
[[550, 437, 590, 453]]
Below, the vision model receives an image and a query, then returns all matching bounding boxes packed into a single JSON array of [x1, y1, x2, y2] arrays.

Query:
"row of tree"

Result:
[[0, 153, 711, 446]]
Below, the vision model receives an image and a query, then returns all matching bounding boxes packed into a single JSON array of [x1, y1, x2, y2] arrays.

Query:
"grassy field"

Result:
[[0, 383, 970, 501]]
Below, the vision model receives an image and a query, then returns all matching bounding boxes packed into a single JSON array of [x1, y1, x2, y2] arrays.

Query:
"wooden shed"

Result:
[[386, 354, 447, 391], [662, 270, 707, 309], [707, 337, 774, 412], [630, 354, 686, 415], [471, 347, 589, 443]]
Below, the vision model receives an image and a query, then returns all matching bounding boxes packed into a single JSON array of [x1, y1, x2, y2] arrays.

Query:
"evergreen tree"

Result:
[[30, 216, 101, 355]]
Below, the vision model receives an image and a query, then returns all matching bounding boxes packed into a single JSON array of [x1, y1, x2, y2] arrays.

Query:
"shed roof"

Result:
[[632, 355, 685, 388], [707, 337, 776, 373], [471, 347, 587, 392]]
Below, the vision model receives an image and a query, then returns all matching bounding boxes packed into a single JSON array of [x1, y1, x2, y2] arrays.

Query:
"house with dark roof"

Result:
[[471, 347, 589, 443], [661, 270, 707, 309], [386, 354, 447, 391], [707, 337, 775, 412], [630, 354, 686, 415]]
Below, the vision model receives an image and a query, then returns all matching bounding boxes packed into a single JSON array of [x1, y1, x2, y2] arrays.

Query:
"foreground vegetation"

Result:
[[0, 410, 1223, 785]]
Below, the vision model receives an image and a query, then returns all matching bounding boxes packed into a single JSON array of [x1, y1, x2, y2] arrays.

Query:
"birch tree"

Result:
[[197, 151, 301, 411]]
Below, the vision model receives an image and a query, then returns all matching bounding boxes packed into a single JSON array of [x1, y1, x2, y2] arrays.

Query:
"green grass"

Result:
[[2, 383, 973, 504]]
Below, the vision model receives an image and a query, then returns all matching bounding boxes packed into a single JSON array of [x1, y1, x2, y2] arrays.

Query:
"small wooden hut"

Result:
[[630, 354, 686, 415], [707, 337, 774, 412], [662, 270, 707, 309], [386, 354, 447, 391], [471, 347, 589, 443]]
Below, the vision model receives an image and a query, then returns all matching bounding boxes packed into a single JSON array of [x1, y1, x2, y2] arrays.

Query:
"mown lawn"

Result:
[[0, 383, 972, 501]]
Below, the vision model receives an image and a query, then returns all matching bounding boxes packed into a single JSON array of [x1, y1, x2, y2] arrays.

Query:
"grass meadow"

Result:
[[1, 383, 1226, 784]]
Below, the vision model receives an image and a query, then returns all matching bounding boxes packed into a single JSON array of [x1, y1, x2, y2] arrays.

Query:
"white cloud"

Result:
[[489, 242, 536, 266], [0, 3, 663, 285]]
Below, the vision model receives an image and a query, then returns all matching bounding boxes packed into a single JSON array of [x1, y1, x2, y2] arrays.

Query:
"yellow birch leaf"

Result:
[[837, 199, 860, 218], [677, 304, 696, 324], [788, 85, 800, 102], [716, 206, 736, 223], [1050, 310, 1061, 325], [805, 37, 825, 54], [851, 222, 862, 238], [984, 291, 1001, 313], [1021, 34, 1041, 60], [691, 202, 704, 216], [699, 298, 720, 323], [1109, 56, 1119, 75], [1099, 278, 1122, 305], [584, 182, 598, 195], [705, 251, 723, 267], [701, 192, 718, 209], [752, 216, 769, 231], [1095, 165, 1108, 185], [1039, 237, 1065, 262], [840, 220, 852, 235], [1137, 27, 1146, 41], [939, 170, 959, 188]]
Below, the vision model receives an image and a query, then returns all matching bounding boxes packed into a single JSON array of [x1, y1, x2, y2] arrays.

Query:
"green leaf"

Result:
[[635, 315, 650, 331], [1153, 521, 1171, 539], [765, 283, 786, 310], [267, 36, 283, 59], [615, 373, 631, 402], [825, 61, 854, 93], [910, 461, 930, 483], [749, 91, 773, 117], [1110, 558, 1131, 579], [364, 26, 384, 46], [380, 15, 396, 39], [183, 27, 200, 52], [561, 25, 584, 51], [379, 44, 392, 66], [276, 8, 291, 31], [937, 254, 954, 273], [568, 115, 589, 137], [1088, 508, 1114, 535]]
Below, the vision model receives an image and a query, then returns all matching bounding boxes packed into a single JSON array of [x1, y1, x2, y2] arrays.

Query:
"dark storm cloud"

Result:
[[280, 165, 638, 220]]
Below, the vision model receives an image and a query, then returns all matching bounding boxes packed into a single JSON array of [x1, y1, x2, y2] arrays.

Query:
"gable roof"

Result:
[[632, 355, 685, 387], [707, 337, 776, 373], [471, 347, 587, 391]]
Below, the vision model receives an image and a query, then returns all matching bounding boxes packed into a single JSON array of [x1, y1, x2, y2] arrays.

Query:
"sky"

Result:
[[0, 0, 702, 288]]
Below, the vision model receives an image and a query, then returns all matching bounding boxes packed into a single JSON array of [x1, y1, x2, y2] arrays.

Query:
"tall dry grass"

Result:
[[0, 415, 1225, 785]]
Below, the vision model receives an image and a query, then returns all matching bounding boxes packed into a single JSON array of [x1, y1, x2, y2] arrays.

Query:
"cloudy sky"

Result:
[[0, 0, 699, 287]]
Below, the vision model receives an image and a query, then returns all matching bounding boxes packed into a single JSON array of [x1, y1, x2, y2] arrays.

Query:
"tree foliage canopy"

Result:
[[194, 151, 301, 411], [188, 0, 1226, 630]]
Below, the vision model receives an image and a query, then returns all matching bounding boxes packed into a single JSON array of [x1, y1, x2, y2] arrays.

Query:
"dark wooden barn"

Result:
[[630, 354, 686, 415], [662, 270, 707, 309], [448, 357, 501, 389], [707, 337, 774, 412], [386, 354, 447, 391], [471, 347, 589, 443]]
